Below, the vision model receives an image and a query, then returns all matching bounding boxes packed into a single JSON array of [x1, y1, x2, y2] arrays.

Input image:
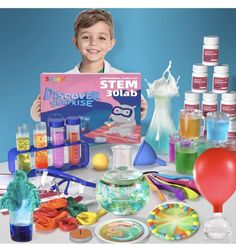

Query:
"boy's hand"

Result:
[[31, 95, 41, 122], [104, 121, 112, 127], [141, 95, 148, 120]]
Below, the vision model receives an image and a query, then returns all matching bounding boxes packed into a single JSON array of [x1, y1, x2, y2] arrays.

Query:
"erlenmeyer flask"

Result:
[[96, 145, 150, 215], [145, 61, 179, 154]]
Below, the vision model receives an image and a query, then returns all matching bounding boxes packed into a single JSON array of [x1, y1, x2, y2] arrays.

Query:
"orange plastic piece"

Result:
[[41, 198, 68, 210]]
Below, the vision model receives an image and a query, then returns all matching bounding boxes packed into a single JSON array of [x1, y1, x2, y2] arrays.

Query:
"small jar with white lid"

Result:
[[212, 64, 229, 94], [220, 91, 236, 120], [184, 91, 200, 112], [202, 36, 219, 66], [192, 64, 208, 93], [228, 120, 236, 140], [202, 92, 218, 118]]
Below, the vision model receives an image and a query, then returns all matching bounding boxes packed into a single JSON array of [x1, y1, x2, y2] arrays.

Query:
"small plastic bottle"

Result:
[[33, 122, 48, 169], [184, 91, 200, 112], [202, 36, 219, 66], [212, 64, 229, 94], [48, 118, 65, 168], [192, 64, 208, 93], [66, 116, 81, 165], [228, 120, 236, 140], [221, 91, 236, 120], [202, 92, 218, 118], [16, 124, 31, 173]]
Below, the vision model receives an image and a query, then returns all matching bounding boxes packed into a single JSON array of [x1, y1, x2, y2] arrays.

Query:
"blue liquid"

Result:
[[206, 119, 229, 143], [10, 224, 32, 242]]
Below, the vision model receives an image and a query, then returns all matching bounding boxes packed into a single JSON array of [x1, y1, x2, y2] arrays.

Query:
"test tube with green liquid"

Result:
[[16, 124, 31, 173]]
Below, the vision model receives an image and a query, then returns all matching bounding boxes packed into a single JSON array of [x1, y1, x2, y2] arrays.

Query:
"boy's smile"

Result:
[[75, 21, 115, 65]]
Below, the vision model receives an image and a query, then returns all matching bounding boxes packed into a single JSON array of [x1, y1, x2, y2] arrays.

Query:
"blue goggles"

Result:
[[112, 106, 133, 118]]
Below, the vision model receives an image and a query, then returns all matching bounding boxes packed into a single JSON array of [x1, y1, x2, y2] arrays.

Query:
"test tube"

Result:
[[66, 116, 81, 165], [48, 118, 65, 168], [33, 122, 48, 169], [16, 124, 31, 173]]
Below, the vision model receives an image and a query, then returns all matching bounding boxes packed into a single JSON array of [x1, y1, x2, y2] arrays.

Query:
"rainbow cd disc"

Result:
[[95, 218, 149, 243], [147, 202, 200, 241]]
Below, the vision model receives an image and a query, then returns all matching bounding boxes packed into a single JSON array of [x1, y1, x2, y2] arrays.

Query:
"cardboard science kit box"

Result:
[[40, 73, 141, 144]]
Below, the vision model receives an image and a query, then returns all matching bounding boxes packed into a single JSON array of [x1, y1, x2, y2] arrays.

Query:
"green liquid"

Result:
[[176, 150, 198, 175], [96, 175, 150, 215]]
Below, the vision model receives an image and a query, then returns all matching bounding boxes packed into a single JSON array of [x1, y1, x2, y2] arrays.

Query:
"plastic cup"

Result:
[[9, 210, 33, 242], [179, 109, 202, 140], [206, 112, 230, 143]]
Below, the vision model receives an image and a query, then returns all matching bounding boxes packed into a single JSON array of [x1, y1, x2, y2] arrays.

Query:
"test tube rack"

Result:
[[8, 140, 89, 174]]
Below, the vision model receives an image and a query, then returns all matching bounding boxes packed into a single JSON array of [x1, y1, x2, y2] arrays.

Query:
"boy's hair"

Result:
[[74, 9, 114, 39]]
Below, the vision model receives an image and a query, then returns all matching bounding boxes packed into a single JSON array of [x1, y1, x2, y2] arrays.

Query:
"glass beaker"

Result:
[[206, 112, 230, 144], [179, 109, 201, 140], [96, 145, 150, 215], [175, 140, 198, 175], [9, 210, 33, 242], [197, 136, 215, 155]]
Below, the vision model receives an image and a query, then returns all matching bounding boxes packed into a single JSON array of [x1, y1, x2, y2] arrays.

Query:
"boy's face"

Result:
[[74, 21, 115, 63]]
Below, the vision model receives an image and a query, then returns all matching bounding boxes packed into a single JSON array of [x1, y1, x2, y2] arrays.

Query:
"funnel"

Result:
[[133, 140, 167, 166]]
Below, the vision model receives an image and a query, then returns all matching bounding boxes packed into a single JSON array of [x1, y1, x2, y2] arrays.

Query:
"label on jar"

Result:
[[213, 77, 229, 90], [184, 104, 200, 112], [192, 77, 207, 90], [203, 48, 219, 62], [228, 131, 236, 140], [221, 104, 236, 117], [202, 104, 217, 117]]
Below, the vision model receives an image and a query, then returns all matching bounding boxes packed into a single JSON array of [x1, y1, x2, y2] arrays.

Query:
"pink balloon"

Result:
[[193, 148, 236, 212]]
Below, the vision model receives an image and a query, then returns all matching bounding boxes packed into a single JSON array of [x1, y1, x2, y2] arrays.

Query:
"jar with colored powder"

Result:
[[184, 91, 200, 112], [202, 36, 219, 66], [220, 91, 236, 120], [212, 64, 229, 94], [228, 120, 236, 140], [192, 64, 208, 93], [202, 92, 218, 118]]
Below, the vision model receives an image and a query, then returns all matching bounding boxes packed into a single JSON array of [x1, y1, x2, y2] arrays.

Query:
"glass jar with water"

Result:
[[96, 145, 150, 215]]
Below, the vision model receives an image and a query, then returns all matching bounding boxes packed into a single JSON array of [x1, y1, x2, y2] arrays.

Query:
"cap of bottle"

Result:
[[66, 116, 80, 125], [48, 118, 65, 128], [204, 36, 219, 45], [214, 64, 229, 73], [193, 63, 208, 73], [203, 92, 218, 102]]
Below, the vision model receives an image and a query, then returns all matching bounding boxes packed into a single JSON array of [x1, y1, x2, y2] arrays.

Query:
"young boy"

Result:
[[30, 9, 147, 121]]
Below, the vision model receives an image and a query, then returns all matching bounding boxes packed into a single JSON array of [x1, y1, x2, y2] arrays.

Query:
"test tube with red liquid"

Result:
[[33, 122, 48, 169], [48, 118, 65, 168], [66, 116, 81, 165]]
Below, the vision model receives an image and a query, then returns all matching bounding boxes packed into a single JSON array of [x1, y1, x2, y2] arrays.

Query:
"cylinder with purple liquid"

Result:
[[49, 118, 65, 168], [169, 133, 180, 162]]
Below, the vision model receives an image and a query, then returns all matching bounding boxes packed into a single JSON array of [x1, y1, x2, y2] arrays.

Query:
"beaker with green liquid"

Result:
[[96, 145, 150, 215]]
